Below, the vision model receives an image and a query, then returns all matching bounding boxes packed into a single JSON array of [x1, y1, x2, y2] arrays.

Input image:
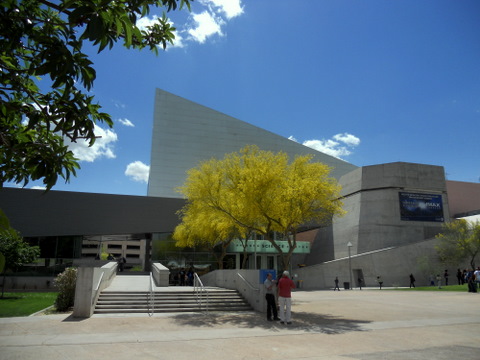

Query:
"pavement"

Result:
[[0, 281, 479, 360]]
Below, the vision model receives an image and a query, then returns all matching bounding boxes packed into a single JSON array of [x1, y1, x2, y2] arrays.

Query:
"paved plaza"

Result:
[[1, 288, 479, 360]]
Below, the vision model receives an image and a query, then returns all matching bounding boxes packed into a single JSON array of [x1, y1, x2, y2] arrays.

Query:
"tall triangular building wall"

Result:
[[148, 88, 358, 198]]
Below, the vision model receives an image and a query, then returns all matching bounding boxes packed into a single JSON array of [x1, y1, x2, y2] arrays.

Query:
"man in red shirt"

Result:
[[277, 270, 296, 324]]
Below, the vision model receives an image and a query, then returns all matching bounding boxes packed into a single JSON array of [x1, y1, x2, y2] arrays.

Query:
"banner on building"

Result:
[[398, 192, 444, 222]]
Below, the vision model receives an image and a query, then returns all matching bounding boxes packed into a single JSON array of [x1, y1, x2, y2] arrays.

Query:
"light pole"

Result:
[[347, 242, 353, 290]]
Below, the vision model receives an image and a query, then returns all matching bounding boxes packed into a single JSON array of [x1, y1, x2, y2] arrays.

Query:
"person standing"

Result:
[[409, 273, 416, 288], [117, 256, 126, 272], [334, 277, 340, 291], [277, 271, 296, 324], [179, 268, 185, 286], [444, 270, 449, 286], [467, 269, 477, 293], [358, 277, 363, 290], [474, 267, 480, 289], [456, 269, 463, 285], [376, 275, 383, 289], [436, 274, 442, 289], [264, 273, 279, 321]]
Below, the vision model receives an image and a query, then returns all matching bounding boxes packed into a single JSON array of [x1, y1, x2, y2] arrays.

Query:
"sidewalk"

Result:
[[1, 289, 479, 360]]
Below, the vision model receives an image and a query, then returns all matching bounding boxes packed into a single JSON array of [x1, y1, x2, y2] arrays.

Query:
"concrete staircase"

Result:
[[94, 288, 252, 314]]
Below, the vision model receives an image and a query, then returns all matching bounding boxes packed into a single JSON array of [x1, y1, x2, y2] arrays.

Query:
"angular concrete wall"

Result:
[[148, 89, 358, 198], [334, 162, 449, 260]]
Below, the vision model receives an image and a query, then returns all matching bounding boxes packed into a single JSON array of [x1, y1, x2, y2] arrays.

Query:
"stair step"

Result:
[[94, 306, 252, 314], [94, 287, 252, 314]]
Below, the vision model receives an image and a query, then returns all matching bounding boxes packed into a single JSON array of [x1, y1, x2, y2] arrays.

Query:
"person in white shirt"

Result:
[[474, 267, 480, 290], [264, 273, 279, 321]]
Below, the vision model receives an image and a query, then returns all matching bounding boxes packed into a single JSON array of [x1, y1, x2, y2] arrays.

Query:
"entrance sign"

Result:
[[227, 239, 310, 254]]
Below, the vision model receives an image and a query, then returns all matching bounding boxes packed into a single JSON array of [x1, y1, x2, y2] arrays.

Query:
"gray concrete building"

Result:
[[148, 89, 358, 198], [1, 89, 479, 289]]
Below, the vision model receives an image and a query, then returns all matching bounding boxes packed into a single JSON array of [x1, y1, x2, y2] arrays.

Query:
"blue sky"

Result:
[[12, 0, 480, 195]]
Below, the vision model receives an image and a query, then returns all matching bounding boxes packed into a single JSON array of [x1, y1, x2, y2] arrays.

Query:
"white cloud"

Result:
[[136, 15, 159, 31], [333, 133, 360, 147], [188, 11, 224, 43], [125, 161, 150, 183], [118, 118, 135, 127], [113, 100, 126, 109], [30, 186, 47, 190], [290, 133, 361, 160], [201, 0, 244, 19], [303, 139, 352, 158], [64, 125, 118, 162], [136, 15, 186, 48], [133, 1, 244, 48]]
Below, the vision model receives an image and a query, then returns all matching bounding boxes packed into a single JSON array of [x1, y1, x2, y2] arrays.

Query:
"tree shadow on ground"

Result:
[[171, 311, 370, 334]]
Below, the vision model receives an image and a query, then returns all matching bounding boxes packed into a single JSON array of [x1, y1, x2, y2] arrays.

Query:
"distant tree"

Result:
[[175, 145, 345, 269], [0, 0, 191, 190], [0, 210, 39, 297], [435, 219, 480, 269]]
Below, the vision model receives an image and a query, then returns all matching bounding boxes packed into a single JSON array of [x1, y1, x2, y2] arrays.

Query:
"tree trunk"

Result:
[[1, 272, 6, 298]]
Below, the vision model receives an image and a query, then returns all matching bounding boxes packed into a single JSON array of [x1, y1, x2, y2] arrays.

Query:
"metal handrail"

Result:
[[91, 272, 105, 307], [95, 272, 104, 292], [236, 272, 260, 291], [194, 273, 209, 313], [148, 272, 155, 317]]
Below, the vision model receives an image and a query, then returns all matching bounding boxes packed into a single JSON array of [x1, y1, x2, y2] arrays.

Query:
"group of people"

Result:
[[173, 268, 195, 286], [458, 268, 480, 293], [264, 271, 296, 324]]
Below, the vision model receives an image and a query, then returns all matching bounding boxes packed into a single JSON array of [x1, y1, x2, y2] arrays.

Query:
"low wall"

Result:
[[201, 269, 266, 312], [152, 262, 169, 287], [0, 276, 56, 291], [295, 238, 462, 290], [72, 262, 117, 318]]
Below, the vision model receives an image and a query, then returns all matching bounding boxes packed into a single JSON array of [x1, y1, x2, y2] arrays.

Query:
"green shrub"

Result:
[[54, 267, 77, 311]]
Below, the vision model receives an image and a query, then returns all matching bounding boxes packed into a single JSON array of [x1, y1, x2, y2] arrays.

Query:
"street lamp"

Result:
[[347, 242, 353, 290]]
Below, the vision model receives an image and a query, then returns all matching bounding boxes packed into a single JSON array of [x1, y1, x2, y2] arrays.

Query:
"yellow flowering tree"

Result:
[[173, 145, 345, 269], [173, 203, 241, 269]]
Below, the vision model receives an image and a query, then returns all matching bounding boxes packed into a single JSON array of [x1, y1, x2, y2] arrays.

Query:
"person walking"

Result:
[[277, 271, 296, 324], [358, 277, 363, 290], [409, 273, 416, 288], [444, 270, 449, 286], [334, 277, 340, 291], [264, 273, 279, 321]]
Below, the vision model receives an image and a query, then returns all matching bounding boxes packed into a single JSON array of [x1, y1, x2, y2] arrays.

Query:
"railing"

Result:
[[91, 272, 105, 307], [194, 272, 209, 313], [148, 272, 155, 317], [236, 272, 260, 291]]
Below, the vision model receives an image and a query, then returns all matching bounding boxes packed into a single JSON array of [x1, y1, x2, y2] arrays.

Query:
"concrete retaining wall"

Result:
[[152, 262, 169, 286], [72, 262, 117, 318], [201, 270, 266, 312], [295, 238, 465, 290], [0, 276, 56, 291]]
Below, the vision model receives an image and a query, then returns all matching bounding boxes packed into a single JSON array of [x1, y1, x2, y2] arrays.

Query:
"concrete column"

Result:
[[73, 267, 95, 318]]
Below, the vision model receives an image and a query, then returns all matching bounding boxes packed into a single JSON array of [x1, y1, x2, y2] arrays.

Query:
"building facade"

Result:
[[1, 89, 479, 288]]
